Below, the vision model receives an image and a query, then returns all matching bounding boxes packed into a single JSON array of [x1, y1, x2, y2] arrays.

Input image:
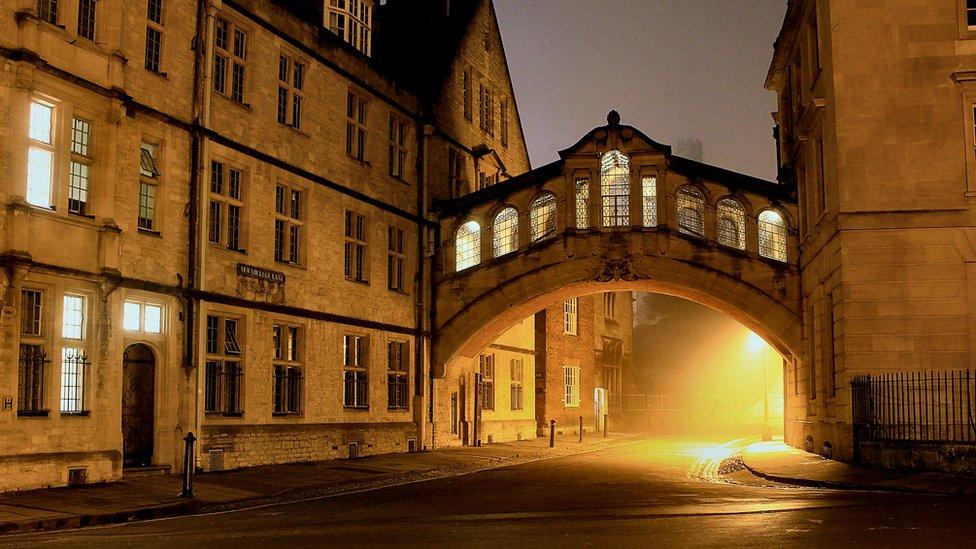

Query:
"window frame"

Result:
[[27, 98, 57, 210], [641, 174, 657, 228], [344, 210, 369, 283], [327, 0, 373, 56], [758, 209, 789, 263], [144, 0, 165, 73], [509, 358, 524, 411], [274, 183, 305, 266], [76, 0, 98, 42], [343, 333, 369, 410], [208, 159, 247, 253], [455, 220, 481, 271], [563, 365, 580, 408], [388, 115, 407, 180], [492, 207, 519, 258], [563, 297, 578, 336], [346, 90, 368, 161], [122, 298, 165, 335], [272, 323, 303, 415], [213, 15, 249, 104], [277, 51, 306, 129], [67, 116, 93, 216], [386, 339, 409, 411], [387, 225, 405, 292], [676, 186, 706, 238], [479, 354, 495, 411], [529, 192, 557, 242], [716, 198, 746, 250], [204, 313, 245, 416], [600, 150, 631, 227], [138, 140, 162, 233]]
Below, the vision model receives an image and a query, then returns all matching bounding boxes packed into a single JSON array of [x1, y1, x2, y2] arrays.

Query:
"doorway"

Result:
[[122, 344, 155, 468], [594, 387, 607, 431]]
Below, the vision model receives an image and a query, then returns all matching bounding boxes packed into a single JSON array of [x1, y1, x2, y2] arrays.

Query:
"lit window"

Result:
[[145, 304, 162, 334], [563, 366, 580, 407], [716, 199, 746, 250], [601, 150, 630, 227], [62, 295, 84, 339], [327, 0, 372, 56], [641, 175, 657, 227], [455, 221, 481, 271], [563, 297, 578, 335], [27, 101, 55, 208], [529, 193, 557, 242], [60, 347, 88, 413], [123, 302, 141, 331], [676, 187, 705, 238], [492, 207, 518, 257], [575, 178, 590, 229], [758, 209, 789, 262]]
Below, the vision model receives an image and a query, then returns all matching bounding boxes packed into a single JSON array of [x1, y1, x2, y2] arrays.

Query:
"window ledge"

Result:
[[280, 123, 309, 138], [145, 68, 169, 79], [343, 406, 370, 412], [346, 277, 370, 286], [17, 410, 50, 418], [137, 227, 162, 237], [60, 410, 90, 417], [213, 92, 252, 111], [387, 407, 409, 412], [274, 259, 307, 271], [68, 211, 96, 220], [271, 412, 303, 418], [205, 411, 244, 418]]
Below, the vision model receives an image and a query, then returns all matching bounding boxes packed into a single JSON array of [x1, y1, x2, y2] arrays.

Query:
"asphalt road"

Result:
[[5, 435, 976, 548]]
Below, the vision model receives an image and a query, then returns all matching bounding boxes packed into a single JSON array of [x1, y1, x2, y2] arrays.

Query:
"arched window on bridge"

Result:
[[530, 192, 557, 242], [575, 177, 589, 229], [455, 220, 481, 271], [492, 207, 519, 257], [758, 209, 788, 262], [601, 150, 630, 227], [641, 175, 657, 227], [716, 198, 746, 250], [676, 187, 705, 238]]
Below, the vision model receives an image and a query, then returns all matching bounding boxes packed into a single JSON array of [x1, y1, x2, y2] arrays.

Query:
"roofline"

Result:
[[432, 159, 563, 217]]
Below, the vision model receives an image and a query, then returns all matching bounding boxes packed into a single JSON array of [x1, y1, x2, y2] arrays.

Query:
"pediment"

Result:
[[558, 111, 672, 160]]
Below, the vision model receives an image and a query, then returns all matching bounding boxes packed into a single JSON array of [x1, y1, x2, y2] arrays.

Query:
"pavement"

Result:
[[740, 438, 976, 495], [0, 432, 635, 535]]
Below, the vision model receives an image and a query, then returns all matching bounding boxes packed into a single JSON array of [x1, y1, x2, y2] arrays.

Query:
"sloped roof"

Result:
[[373, 0, 482, 103]]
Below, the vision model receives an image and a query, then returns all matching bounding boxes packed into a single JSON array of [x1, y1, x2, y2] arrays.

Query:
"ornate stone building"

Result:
[[0, 0, 540, 491], [767, 0, 976, 461]]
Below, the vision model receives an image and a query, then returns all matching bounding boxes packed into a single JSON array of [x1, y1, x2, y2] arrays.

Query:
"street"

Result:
[[4, 436, 975, 548]]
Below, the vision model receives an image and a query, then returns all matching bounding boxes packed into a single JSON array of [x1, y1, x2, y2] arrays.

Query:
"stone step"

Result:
[[123, 465, 172, 478]]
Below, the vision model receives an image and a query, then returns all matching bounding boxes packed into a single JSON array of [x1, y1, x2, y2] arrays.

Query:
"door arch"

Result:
[[122, 344, 156, 468]]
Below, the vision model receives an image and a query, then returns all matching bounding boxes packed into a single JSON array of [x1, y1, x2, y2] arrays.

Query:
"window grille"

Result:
[[387, 226, 405, 291], [529, 193, 557, 242], [479, 354, 494, 411], [676, 187, 705, 238], [388, 116, 406, 179], [758, 209, 789, 262], [21, 289, 42, 336], [277, 54, 305, 129], [563, 366, 580, 408], [59, 347, 88, 413], [213, 17, 247, 102], [492, 207, 518, 258], [204, 315, 244, 414], [563, 298, 578, 335], [77, 0, 97, 40], [575, 178, 590, 229], [19, 344, 48, 414], [716, 199, 745, 250], [641, 175, 657, 227], [343, 334, 368, 408], [455, 221, 481, 271], [601, 150, 630, 227], [27, 101, 55, 208], [275, 185, 303, 264], [510, 358, 524, 411], [387, 340, 408, 410], [346, 92, 367, 160], [344, 211, 368, 282]]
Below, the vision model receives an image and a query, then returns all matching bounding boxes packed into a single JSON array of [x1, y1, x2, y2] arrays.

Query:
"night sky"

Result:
[[494, 0, 787, 180]]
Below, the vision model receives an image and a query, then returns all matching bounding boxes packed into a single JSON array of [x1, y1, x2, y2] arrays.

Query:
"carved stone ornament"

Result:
[[595, 256, 638, 283], [773, 276, 787, 291], [236, 276, 285, 304]]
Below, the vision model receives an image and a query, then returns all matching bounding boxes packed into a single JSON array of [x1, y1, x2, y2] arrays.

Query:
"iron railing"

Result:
[[609, 393, 668, 414], [852, 370, 976, 444]]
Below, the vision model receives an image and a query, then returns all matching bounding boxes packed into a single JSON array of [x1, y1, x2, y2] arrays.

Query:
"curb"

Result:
[[0, 436, 638, 536], [739, 458, 940, 495]]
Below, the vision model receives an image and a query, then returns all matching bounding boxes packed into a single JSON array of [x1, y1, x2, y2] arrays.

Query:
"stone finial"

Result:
[[607, 110, 621, 126]]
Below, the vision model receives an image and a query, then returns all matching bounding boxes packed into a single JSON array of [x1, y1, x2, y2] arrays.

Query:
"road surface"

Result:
[[5, 435, 975, 547]]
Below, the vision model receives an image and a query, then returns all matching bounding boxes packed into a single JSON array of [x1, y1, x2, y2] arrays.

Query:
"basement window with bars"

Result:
[[209, 160, 245, 252], [387, 340, 408, 410], [59, 347, 89, 414], [272, 324, 303, 415], [343, 334, 369, 409], [204, 315, 244, 415], [19, 344, 49, 415]]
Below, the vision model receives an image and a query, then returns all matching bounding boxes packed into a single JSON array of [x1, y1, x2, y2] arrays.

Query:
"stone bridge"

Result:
[[432, 113, 801, 377]]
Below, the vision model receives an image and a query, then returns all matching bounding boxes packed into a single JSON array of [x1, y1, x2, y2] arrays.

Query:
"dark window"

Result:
[[346, 92, 367, 160], [204, 314, 244, 414], [213, 17, 246, 103], [209, 161, 244, 251], [479, 354, 494, 411], [969, 0, 976, 28], [388, 116, 406, 179], [344, 211, 368, 282], [272, 324, 302, 414], [277, 54, 305, 129], [274, 185, 302, 264], [68, 117, 91, 215], [462, 70, 472, 121], [21, 290, 42, 336], [510, 358, 523, 411], [343, 334, 368, 409], [37, 0, 58, 24], [387, 226, 404, 291], [387, 340, 408, 410], [77, 0, 97, 40], [145, 25, 163, 72]]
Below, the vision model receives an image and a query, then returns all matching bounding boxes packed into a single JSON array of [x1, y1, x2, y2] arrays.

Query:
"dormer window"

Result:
[[327, 0, 372, 56]]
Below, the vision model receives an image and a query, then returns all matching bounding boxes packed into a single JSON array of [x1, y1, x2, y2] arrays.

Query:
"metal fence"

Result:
[[852, 370, 976, 444], [610, 393, 668, 414]]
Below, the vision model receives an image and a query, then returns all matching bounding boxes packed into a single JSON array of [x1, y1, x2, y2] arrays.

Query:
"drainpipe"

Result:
[[417, 118, 435, 450], [186, 0, 216, 471]]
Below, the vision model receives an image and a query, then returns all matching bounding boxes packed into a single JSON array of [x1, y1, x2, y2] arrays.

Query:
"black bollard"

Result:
[[179, 432, 196, 498], [579, 415, 584, 442], [549, 419, 556, 448], [604, 413, 608, 438]]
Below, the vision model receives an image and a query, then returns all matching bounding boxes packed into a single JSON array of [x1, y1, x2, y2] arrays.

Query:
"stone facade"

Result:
[[767, 0, 976, 462], [0, 0, 532, 491]]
